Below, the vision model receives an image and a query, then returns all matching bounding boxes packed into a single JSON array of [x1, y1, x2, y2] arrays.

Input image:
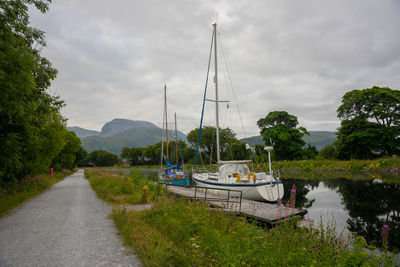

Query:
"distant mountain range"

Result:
[[68, 119, 336, 155], [240, 131, 336, 150], [68, 119, 186, 155]]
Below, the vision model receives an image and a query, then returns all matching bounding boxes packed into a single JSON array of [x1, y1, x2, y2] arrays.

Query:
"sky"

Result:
[[29, 0, 400, 138]]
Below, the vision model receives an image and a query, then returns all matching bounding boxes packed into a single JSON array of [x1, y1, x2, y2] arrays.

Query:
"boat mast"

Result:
[[174, 113, 178, 164], [164, 84, 169, 159], [213, 23, 221, 165]]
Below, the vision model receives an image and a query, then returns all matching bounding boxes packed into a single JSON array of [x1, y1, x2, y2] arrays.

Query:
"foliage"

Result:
[[187, 126, 237, 162], [335, 117, 400, 160], [121, 147, 145, 166], [111, 198, 395, 266], [80, 150, 120, 167], [0, 169, 72, 217], [257, 111, 308, 160], [337, 86, 400, 126], [51, 131, 83, 170], [85, 169, 157, 204], [336, 87, 400, 159], [302, 144, 318, 159], [319, 144, 337, 160], [0, 0, 79, 182], [269, 158, 400, 175], [226, 141, 249, 160]]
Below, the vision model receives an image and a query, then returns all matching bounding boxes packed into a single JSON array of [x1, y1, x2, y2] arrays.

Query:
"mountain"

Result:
[[240, 131, 336, 150], [100, 118, 157, 137], [67, 126, 100, 139], [68, 118, 186, 155], [82, 127, 186, 155]]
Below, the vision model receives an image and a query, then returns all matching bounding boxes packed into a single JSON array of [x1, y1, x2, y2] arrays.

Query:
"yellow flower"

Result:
[[143, 185, 150, 193]]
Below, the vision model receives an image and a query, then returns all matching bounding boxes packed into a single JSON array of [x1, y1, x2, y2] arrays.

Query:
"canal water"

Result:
[[280, 173, 400, 251]]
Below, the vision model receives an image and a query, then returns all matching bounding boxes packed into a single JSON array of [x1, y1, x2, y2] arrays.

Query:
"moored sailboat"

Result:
[[192, 23, 284, 202], [159, 84, 190, 186]]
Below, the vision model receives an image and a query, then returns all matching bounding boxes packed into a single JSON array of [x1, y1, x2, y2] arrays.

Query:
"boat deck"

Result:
[[162, 185, 307, 225]]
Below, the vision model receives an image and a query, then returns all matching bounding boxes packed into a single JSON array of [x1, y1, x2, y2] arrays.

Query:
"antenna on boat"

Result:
[[264, 146, 273, 175]]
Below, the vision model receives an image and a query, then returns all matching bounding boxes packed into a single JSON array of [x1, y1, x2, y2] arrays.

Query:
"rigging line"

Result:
[[218, 32, 247, 138], [194, 27, 215, 168]]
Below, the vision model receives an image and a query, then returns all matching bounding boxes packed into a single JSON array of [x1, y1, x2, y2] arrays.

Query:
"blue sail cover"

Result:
[[166, 158, 182, 169]]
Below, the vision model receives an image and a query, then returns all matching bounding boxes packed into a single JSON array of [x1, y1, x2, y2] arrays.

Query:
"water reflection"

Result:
[[282, 176, 400, 251]]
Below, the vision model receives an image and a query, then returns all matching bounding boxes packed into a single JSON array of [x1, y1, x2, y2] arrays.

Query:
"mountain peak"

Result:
[[100, 118, 158, 137]]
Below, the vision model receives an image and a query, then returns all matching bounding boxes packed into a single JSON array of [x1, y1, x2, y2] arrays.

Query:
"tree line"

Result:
[[121, 86, 399, 166], [1, 0, 85, 183]]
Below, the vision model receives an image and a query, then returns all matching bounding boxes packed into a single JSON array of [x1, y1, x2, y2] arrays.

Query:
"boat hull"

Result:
[[192, 175, 284, 202], [159, 177, 190, 186]]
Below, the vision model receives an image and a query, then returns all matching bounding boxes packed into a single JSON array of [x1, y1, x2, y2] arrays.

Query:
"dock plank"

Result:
[[163, 185, 307, 225]]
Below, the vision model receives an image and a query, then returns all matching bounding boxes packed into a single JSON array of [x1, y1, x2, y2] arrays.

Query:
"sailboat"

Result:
[[191, 23, 284, 202], [159, 84, 190, 186]]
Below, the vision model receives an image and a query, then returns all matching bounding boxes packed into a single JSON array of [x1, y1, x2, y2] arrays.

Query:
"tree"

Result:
[[187, 126, 237, 163], [121, 147, 145, 166], [257, 111, 308, 160], [336, 87, 400, 159], [0, 0, 68, 182], [318, 144, 336, 160], [337, 86, 400, 126], [51, 131, 83, 170], [80, 150, 120, 167], [226, 141, 249, 160], [335, 118, 399, 160]]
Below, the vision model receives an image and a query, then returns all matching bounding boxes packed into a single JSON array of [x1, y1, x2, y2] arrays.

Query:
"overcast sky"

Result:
[[29, 0, 400, 138]]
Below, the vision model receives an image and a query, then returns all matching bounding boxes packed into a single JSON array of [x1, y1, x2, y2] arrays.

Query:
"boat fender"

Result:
[[233, 173, 241, 182], [248, 172, 256, 182]]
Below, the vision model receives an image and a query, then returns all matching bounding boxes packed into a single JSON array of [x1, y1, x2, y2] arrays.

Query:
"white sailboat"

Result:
[[192, 23, 284, 202]]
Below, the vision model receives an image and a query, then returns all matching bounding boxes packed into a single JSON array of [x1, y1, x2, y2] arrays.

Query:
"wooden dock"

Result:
[[161, 185, 307, 225]]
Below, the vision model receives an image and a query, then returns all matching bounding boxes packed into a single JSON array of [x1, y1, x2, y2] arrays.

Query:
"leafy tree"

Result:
[[318, 144, 336, 160], [187, 126, 237, 163], [0, 0, 68, 181], [302, 145, 318, 160], [121, 147, 145, 166], [335, 118, 399, 160], [51, 131, 83, 170], [336, 87, 400, 159], [337, 86, 400, 126], [257, 111, 308, 160], [226, 141, 249, 160], [80, 150, 120, 167]]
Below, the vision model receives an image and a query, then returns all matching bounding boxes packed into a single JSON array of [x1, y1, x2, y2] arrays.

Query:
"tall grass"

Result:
[[270, 158, 400, 172], [0, 169, 73, 217], [112, 198, 395, 266], [85, 168, 158, 204]]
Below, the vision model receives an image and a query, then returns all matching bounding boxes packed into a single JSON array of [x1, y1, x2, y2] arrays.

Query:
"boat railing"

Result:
[[157, 183, 243, 214]]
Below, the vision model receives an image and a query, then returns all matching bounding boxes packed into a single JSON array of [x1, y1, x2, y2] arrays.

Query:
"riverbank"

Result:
[[271, 158, 400, 175], [87, 169, 396, 266], [0, 169, 74, 217]]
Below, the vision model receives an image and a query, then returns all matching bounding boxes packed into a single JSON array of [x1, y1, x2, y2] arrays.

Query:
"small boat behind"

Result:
[[158, 84, 190, 186]]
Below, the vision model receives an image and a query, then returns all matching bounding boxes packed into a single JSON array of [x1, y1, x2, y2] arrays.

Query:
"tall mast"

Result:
[[174, 113, 178, 164], [164, 84, 169, 159], [213, 23, 221, 164]]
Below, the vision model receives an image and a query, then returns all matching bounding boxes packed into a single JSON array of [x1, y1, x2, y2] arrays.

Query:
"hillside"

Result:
[[240, 131, 336, 150], [67, 126, 100, 139]]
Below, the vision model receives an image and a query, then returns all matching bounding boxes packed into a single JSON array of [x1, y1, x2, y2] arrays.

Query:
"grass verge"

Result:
[[85, 168, 158, 205], [112, 199, 396, 266], [0, 169, 74, 217]]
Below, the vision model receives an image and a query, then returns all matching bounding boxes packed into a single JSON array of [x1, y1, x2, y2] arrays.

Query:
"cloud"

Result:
[[29, 0, 400, 137]]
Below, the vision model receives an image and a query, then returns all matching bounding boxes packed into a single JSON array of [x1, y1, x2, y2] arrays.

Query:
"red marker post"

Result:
[[50, 168, 53, 177]]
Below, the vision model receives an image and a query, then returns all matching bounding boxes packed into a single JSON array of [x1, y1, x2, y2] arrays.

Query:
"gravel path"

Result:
[[0, 170, 141, 266]]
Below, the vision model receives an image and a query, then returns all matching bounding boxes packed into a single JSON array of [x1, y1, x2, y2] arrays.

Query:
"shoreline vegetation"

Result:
[[0, 169, 74, 217], [86, 169, 396, 266]]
